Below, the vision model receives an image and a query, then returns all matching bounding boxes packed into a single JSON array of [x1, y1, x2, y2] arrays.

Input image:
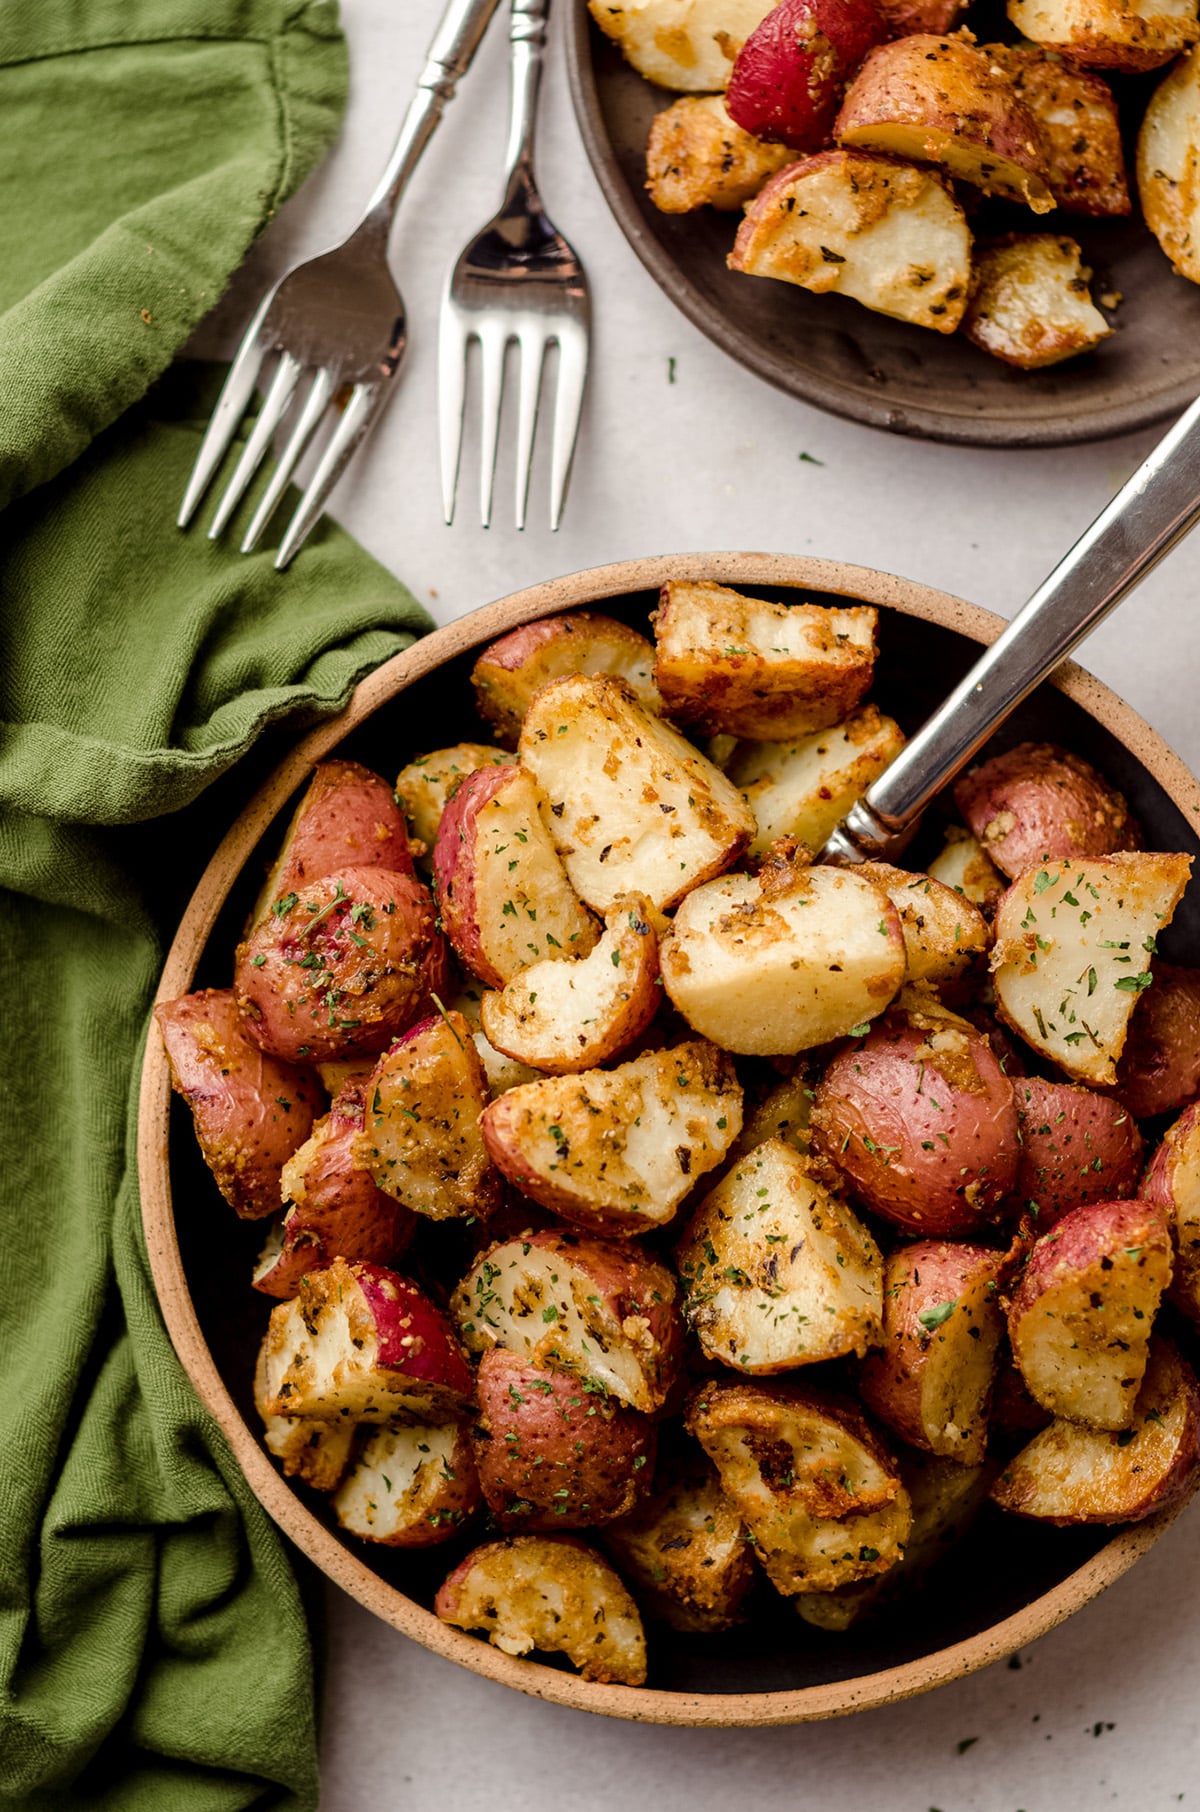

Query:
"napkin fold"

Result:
[[0, 7, 431, 1807]]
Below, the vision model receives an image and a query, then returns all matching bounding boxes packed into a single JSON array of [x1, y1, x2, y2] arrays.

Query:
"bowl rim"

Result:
[[562, 0, 1190, 450], [138, 551, 1200, 1727]]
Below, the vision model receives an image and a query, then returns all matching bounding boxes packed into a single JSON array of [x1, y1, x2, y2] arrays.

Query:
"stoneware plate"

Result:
[[564, 0, 1200, 446], [139, 554, 1200, 1725]]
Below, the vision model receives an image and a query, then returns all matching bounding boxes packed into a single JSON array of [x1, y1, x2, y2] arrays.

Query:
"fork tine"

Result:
[[207, 353, 303, 540], [239, 367, 336, 554], [275, 381, 387, 571], [477, 322, 509, 531], [513, 330, 546, 533], [178, 295, 274, 528], [438, 302, 469, 527], [548, 319, 588, 533]]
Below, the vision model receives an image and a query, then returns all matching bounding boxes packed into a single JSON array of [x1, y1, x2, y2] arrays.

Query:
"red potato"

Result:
[[1140, 1100, 1200, 1324], [1007, 1199, 1173, 1430], [1140, 48, 1200, 280], [253, 1082, 417, 1299], [725, 0, 890, 151], [730, 704, 906, 859], [585, 0, 778, 91], [1008, 0, 1199, 73], [858, 1242, 1007, 1466], [351, 1012, 501, 1221], [991, 1338, 1200, 1524], [687, 1380, 912, 1595], [602, 1448, 756, 1631], [155, 989, 323, 1220], [253, 1336, 356, 1492], [479, 896, 661, 1074], [451, 1230, 684, 1412], [983, 46, 1130, 217], [316, 1058, 377, 1095], [811, 1004, 1019, 1236], [432, 763, 599, 990], [234, 867, 448, 1064], [395, 744, 514, 858], [645, 95, 792, 213], [962, 235, 1112, 373], [927, 826, 1007, 916], [262, 1257, 473, 1424], [436, 1536, 647, 1684], [953, 742, 1141, 879], [878, 0, 967, 27], [445, 977, 547, 1096], [1013, 1075, 1143, 1229], [471, 612, 661, 746], [472, 1350, 656, 1529], [857, 861, 991, 993], [250, 759, 415, 930], [1112, 962, 1200, 1117], [989, 1346, 1055, 1443], [333, 1421, 481, 1547], [480, 1041, 742, 1236]]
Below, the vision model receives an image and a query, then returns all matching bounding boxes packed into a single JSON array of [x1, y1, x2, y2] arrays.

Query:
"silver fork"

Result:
[[439, 0, 589, 531], [178, 0, 502, 569]]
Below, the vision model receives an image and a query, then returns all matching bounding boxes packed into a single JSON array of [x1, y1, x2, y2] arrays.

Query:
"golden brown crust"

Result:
[[982, 45, 1130, 215], [646, 94, 791, 212], [962, 235, 1112, 371]]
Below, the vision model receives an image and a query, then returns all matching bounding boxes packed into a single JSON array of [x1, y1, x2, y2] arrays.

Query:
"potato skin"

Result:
[[1014, 1076, 1143, 1230], [395, 744, 513, 857], [252, 759, 415, 929], [472, 1350, 655, 1529], [982, 46, 1130, 217], [1141, 1099, 1200, 1324], [156, 989, 324, 1219], [811, 1009, 1019, 1236], [471, 611, 659, 745], [1008, 0, 1198, 74], [1112, 963, 1200, 1117], [725, 0, 889, 151], [953, 741, 1140, 879]]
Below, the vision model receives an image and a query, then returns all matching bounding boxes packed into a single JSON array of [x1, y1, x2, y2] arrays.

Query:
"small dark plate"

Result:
[[565, 0, 1200, 445]]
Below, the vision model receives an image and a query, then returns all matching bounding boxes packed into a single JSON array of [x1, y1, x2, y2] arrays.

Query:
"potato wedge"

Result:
[[660, 845, 907, 1055], [990, 852, 1192, 1086], [859, 1242, 1006, 1465], [722, 1072, 814, 1172], [927, 826, 1006, 914], [471, 611, 661, 745], [1141, 1100, 1200, 1324], [253, 1336, 356, 1492], [1009, 0, 1198, 72], [1014, 1075, 1144, 1228], [1139, 48, 1200, 280], [586, 0, 776, 90], [982, 45, 1130, 216], [730, 705, 906, 859], [333, 1421, 481, 1547], [687, 1380, 912, 1594], [835, 36, 1055, 210], [646, 95, 791, 212], [857, 861, 991, 990], [436, 1536, 647, 1684], [603, 1446, 756, 1631], [963, 235, 1112, 371], [1114, 961, 1200, 1116], [652, 581, 878, 740], [451, 1230, 684, 1412], [677, 1137, 884, 1372], [991, 1339, 1200, 1524], [519, 674, 755, 914], [480, 1041, 742, 1235], [729, 149, 972, 332], [351, 1012, 501, 1221], [725, 0, 889, 150], [250, 758, 415, 931], [1008, 1198, 1173, 1430], [395, 744, 513, 858], [479, 897, 660, 1075], [445, 977, 547, 1096], [954, 741, 1141, 880]]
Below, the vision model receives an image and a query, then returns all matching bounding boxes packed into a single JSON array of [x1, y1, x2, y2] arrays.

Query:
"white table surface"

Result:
[[198, 3, 1200, 1804]]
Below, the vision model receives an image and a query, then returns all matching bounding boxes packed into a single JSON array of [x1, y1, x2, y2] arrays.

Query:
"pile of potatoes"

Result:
[[158, 586, 1200, 1686], [591, 0, 1200, 368]]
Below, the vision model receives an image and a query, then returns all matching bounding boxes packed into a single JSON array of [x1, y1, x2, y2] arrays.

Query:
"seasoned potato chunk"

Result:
[[983, 45, 1130, 215], [1139, 48, 1200, 281], [857, 861, 991, 990], [647, 94, 791, 212], [587, 0, 776, 90], [926, 826, 1008, 914], [954, 741, 1141, 879], [333, 1422, 481, 1547], [1142, 1099, 1200, 1324], [471, 612, 660, 745], [963, 235, 1111, 371], [254, 1337, 356, 1492], [396, 744, 513, 858], [677, 1137, 884, 1371], [731, 705, 906, 858], [652, 581, 878, 740], [603, 1447, 756, 1631], [730, 149, 972, 332], [1009, 0, 1198, 72]]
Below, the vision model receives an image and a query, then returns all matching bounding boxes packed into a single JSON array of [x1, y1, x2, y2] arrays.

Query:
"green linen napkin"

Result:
[[0, 6, 432, 1807]]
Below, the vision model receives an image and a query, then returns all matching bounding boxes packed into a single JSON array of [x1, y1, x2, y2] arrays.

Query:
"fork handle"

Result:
[[503, 0, 550, 200], [359, 0, 504, 231]]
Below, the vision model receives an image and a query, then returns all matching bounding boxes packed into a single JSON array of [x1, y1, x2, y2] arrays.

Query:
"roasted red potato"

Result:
[[250, 759, 415, 930], [395, 744, 513, 857], [262, 1258, 474, 1424], [991, 1338, 1200, 1524], [1013, 1075, 1143, 1229], [451, 1230, 684, 1412], [652, 581, 878, 740], [962, 235, 1112, 371], [989, 1344, 1055, 1444], [253, 1336, 356, 1492], [432, 763, 599, 989], [480, 1041, 742, 1236], [811, 1002, 1019, 1236], [234, 867, 449, 1064], [603, 1447, 756, 1631], [927, 826, 1006, 915], [688, 1379, 911, 1594], [479, 896, 660, 1074], [436, 1536, 647, 1683], [677, 1136, 883, 1372], [519, 674, 756, 914], [1140, 48, 1200, 281], [982, 45, 1130, 216], [661, 844, 907, 1054], [857, 861, 991, 993], [646, 95, 791, 213], [332, 1420, 481, 1547], [472, 1350, 656, 1529], [155, 988, 323, 1219], [471, 611, 660, 744], [1112, 962, 1200, 1116], [835, 35, 1055, 210], [1008, 1198, 1173, 1430], [1140, 1100, 1200, 1325], [990, 852, 1192, 1085], [953, 742, 1141, 878], [879, 0, 967, 26], [730, 705, 906, 858], [725, 0, 890, 151], [253, 1082, 417, 1298], [351, 1011, 501, 1220], [586, 0, 778, 90], [859, 1242, 1007, 1465], [1008, 0, 1198, 73], [721, 1072, 814, 1170], [445, 977, 547, 1096]]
